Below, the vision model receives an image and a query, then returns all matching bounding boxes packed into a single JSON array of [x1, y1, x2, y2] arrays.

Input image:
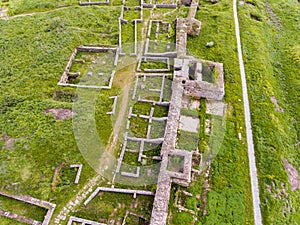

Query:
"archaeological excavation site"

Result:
[[1, 0, 299, 225]]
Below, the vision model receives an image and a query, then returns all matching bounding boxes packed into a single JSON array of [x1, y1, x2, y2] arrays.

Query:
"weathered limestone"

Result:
[[127, 136, 164, 143], [166, 149, 193, 183], [145, 20, 177, 57], [133, 73, 172, 105], [150, 79, 183, 225], [67, 216, 107, 225], [206, 99, 226, 116], [60, 1, 225, 224], [138, 139, 145, 161], [176, 18, 201, 57], [132, 75, 139, 100], [174, 58, 225, 100], [159, 75, 166, 102], [187, 0, 199, 19], [156, 4, 176, 8], [116, 133, 128, 173], [160, 79, 183, 156], [83, 187, 101, 206], [106, 96, 118, 115], [130, 20, 139, 56], [141, 0, 176, 8], [84, 187, 154, 205], [70, 164, 83, 184], [121, 167, 141, 178], [138, 97, 170, 106], [79, 0, 109, 5], [58, 46, 118, 89], [0, 209, 42, 225], [0, 191, 56, 225]]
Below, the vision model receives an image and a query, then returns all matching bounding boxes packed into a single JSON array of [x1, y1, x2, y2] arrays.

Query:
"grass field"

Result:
[[182, 0, 299, 224], [0, 5, 121, 223], [0, 0, 298, 224], [75, 192, 154, 223], [238, 0, 300, 224], [4, 0, 78, 15], [185, 0, 254, 224]]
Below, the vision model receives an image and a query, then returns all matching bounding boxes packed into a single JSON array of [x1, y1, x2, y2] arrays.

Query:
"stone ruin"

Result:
[[0, 191, 56, 225], [54, 0, 225, 224], [83, 186, 154, 206], [58, 45, 118, 89], [70, 164, 83, 184], [174, 58, 225, 100], [67, 216, 107, 225], [79, 0, 110, 5]]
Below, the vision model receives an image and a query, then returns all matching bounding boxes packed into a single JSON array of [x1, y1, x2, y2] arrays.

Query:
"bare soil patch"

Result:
[[270, 96, 284, 112], [44, 108, 76, 120], [266, 3, 283, 30], [0, 135, 24, 150], [283, 159, 300, 191]]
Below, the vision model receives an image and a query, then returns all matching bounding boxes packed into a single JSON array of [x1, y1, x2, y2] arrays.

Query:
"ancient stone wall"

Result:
[[183, 80, 224, 100], [0, 191, 56, 225]]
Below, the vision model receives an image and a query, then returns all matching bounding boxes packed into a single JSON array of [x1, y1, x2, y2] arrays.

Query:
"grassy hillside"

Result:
[[0, 5, 120, 223], [238, 0, 300, 224], [0, 0, 123, 16], [187, 1, 254, 224]]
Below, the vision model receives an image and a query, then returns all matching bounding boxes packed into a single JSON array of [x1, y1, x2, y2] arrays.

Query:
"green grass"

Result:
[[124, 0, 140, 7], [167, 155, 185, 173], [170, 211, 194, 225], [0, 5, 120, 223], [143, 142, 162, 157], [7, 0, 78, 15], [1, 0, 298, 224], [121, 23, 135, 53], [0, 195, 47, 221], [153, 105, 169, 117], [140, 59, 169, 71], [75, 192, 154, 223], [132, 102, 152, 115], [123, 9, 140, 21], [0, 217, 28, 225], [129, 117, 148, 138], [150, 120, 166, 139], [177, 130, 199, 151], [186, 0, 254, 224], [68, 51, 115, 86], [238, 0, 300, 224]]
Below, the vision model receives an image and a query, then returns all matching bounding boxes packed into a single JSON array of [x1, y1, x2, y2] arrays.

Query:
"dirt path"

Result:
[[106, 83, 131, 153], [233, 1, 262, 224], [53, 175, 102, 224], [53, 61, 135, 225]]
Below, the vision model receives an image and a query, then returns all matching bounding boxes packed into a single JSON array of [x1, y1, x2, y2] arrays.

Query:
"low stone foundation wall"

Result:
[[0, 191, 56, 225]]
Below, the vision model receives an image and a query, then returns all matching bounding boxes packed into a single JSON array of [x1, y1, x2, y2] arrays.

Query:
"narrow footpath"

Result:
[[233, 0, 263, 224]]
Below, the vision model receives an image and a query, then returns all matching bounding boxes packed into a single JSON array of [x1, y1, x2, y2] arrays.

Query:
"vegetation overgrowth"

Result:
[[0, 0, 298, 224], [0, 5, 121, 223], [238, 0, 300, 223], [185, 0, 254, 224]]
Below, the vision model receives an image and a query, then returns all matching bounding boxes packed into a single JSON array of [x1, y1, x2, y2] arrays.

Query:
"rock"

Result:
[[206, 41, 214, 47], [45, 108, 77, 120], [181, 0, 192, 6]]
